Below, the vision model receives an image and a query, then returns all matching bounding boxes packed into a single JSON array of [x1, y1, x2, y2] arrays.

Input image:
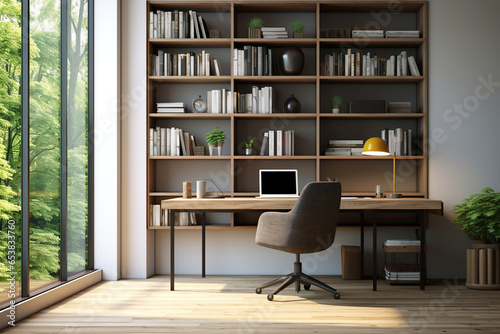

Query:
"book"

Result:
[[260, 132, 269, 155], [408, 56, 421, 76], [157, 107, 186, 113]]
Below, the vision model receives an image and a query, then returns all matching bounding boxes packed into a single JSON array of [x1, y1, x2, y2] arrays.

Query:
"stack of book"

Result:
[[233, 45, 274, 76], [352, 29, 384, 38], [149, 9, 209, 39], [384, 264, 420, 282], [149, 127, 198, 157], [151, 50, 222, 77], [156, 102, 186, 113], [384, 239, 421, 246], [381, 128, 413, 156], [261, 27, 288, 39], [260, 130, 295, 156], [385, 30, 420, 38], [388, 101, 411, 113], [325, 140, 364, 156]]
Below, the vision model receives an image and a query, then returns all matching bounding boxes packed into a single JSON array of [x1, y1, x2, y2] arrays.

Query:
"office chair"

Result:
[[255, 181, 342, 301]]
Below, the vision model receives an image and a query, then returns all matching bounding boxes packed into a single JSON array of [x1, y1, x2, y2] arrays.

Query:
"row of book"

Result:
[[381, 128, 414, 156], [320, 28, 420, 39], [260, 130, 295, 156], [149, 205, 197, 227], [149, 127, 199, 157], [234, 46, 275, 76], [151, 50, 222, 77], [322, 50, 420, 76], [149, 9, 210, 39], [325, 139, 363, 156], [206, 87, 277, 114]]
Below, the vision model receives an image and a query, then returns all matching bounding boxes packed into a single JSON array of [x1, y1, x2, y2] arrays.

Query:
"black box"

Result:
[[349, 100, 385, 113]]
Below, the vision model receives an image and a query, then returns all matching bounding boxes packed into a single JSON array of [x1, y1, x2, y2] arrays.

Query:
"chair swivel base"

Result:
[[255, 258, 340, 301]]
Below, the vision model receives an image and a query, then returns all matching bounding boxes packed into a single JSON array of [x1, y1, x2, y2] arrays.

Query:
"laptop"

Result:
[[258, 169, 299, 198]]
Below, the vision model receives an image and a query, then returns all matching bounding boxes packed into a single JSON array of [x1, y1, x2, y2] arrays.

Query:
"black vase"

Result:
[[279, 46, 304, 75], [283, 94, 301, 113]]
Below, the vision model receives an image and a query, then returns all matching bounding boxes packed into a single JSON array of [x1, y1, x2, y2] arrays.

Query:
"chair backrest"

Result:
[[285, 181, 342, 254]]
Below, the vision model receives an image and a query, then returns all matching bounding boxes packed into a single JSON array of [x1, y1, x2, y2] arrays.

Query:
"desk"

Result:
[[161, 197, 443, 291]]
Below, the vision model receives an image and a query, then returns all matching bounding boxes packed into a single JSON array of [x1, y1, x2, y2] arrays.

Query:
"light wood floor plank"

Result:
[[3, 275, 500, 333]]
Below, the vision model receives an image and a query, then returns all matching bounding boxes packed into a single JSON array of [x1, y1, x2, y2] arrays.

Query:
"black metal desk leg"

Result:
[[202, 212, 206, 278], [420, 211, 426, 290], [360, 211, 364, 279], [373, 211, 378, 291], [170, 209, 175, 291]]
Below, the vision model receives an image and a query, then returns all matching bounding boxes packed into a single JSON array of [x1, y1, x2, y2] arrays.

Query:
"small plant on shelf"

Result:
[[206, 127, 226, 156], [248, 17, 263, 38], [291, 20, 304, 38], [331, 95, 343, 113], [242, 137, 256, 155]]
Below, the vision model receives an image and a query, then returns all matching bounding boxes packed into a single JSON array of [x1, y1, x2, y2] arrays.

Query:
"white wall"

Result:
[[117, 0, 500, 279]]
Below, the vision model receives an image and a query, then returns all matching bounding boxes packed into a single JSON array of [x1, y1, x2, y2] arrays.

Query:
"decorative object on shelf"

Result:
[[453, 187, 500, 290], [242, 138, 256, 156], [206, 126, 226, 156], [331, 95, 342, 113], [183, 182, 192, 199], [362, 137, 402, 198], [192, 95, 207, 113], [279, 46, 304, 75], [248, 17, 263, 38], [283, 94, 301, 113], [376, 185, 383, 198], [209, 30, 221, 38], [291, 20, 304, 38], [196, 180, 206, 198], [194, 146, 205, 156]]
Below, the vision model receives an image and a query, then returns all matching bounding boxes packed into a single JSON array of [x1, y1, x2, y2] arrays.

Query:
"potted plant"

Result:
[[206, 126, 226, 156], [453, 187, 500, 289], [331, 95, 342, 113], [242, 138, 255, 156], [291, 20, 304, 38], [248, 17, 263, 38]]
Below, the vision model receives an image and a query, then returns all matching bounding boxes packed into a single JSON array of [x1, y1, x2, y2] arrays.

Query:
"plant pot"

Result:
[[248, 27, 261, 38], [217, 142, 224, 156], [466, 243, 500, 289], [332, 108, 340, 113], [293, 31, 304, 38], [245, 148, 253, 156]]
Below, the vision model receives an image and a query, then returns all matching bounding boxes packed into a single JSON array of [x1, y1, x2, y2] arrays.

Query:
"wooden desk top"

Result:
[[161, 197, 443, 215]]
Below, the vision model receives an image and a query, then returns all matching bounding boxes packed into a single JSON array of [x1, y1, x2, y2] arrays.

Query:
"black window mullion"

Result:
[[87, 0, 95, 270]]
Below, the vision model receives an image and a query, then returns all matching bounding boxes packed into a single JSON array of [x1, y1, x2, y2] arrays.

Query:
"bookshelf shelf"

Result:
[[147, 1, 428, 229]]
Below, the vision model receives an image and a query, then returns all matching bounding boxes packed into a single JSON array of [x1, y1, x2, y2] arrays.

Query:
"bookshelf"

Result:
[[146, 1, 428, 228]]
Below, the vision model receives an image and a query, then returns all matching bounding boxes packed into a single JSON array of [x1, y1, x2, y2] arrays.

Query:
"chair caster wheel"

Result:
[[333, 292, 340, 299], [303, 284, 311, 290], [255, 288, 262, 294], [267, 294, 274, 301]]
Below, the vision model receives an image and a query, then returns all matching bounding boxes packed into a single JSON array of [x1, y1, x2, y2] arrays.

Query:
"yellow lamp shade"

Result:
[[362, 137, 390, 156]]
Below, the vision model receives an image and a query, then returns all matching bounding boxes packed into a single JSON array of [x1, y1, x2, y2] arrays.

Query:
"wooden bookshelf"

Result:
[[146, 1, 428, 229]]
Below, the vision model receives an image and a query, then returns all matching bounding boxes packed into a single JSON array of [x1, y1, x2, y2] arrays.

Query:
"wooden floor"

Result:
[[4, 275, 500, 333]]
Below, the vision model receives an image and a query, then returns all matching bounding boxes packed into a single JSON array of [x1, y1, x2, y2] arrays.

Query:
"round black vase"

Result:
[[283, 94, 301, 113], [279, 46, 304, 75]]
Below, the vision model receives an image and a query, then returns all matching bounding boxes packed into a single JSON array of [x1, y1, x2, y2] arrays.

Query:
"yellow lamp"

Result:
[[362, 137, 402, 198]]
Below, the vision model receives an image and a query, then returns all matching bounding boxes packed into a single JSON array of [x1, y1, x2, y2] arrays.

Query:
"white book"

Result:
[[166, 128, 171, 156], [233, 49, 239, 76], [153, 13, 158, 39], [188, 10, 195, 38], [155, 126, 161, 156], [179, 11, 184, 38], [192, 11, 200, 38], [149, 11, 154, 39], [166, 11, 172, 38], [153, 204, 161, 226], [395, 128, 403, 156], [160, 128, 166, 156], [170, 127, 176, 156], [268, 87, 274, 113], [237, 49, 244, 76], [268, 130, 275, 156], [205, 53, 211, 76], [276, 130, 283, 156], [388, 129, 395, 155], [226, 90, 232, 114], [401, 51, 408, 76], [252, 86, 259, 113], [149, 128, 154, 156], [408, 56, 421, 76], [396, 54, 402, 76]]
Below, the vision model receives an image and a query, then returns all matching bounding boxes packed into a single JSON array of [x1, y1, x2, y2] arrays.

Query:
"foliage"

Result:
[[331, 95, 342, 107], [242, 138, 255, 148], [248, 17, 264, 28], [453, 187, 500, 244], [206, 127, 226, 145], [291, 20, 305, 32]]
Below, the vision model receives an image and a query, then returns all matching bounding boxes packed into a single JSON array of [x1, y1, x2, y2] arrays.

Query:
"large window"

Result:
[[0, 0, 93, 306]]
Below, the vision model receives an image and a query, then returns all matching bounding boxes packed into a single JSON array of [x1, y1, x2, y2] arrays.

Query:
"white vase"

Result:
[[208, 144, 215, 156], [332, 108, 340, 113], [245, 148, 252, 156], [217, 142, 224, 156]]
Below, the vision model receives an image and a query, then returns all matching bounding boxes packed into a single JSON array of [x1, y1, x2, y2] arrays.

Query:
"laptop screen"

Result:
[[259, 169, 298, 197]]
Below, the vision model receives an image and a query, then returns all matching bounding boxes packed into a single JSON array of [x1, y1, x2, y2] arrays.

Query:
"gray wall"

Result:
[[119, 0, 500, 279]]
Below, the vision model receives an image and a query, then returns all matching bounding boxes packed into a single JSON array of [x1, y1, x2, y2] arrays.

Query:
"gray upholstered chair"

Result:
[[255, 181, 342, 301]]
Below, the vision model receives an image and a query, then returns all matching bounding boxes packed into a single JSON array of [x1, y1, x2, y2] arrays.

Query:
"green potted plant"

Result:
[[206, 126, 226, 156], [248, 17, 263, 38], [453, 187, 500, 289], [291, 20, 304, 38], [242, 138, 255, 156], [331, 95, 342, 113]]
